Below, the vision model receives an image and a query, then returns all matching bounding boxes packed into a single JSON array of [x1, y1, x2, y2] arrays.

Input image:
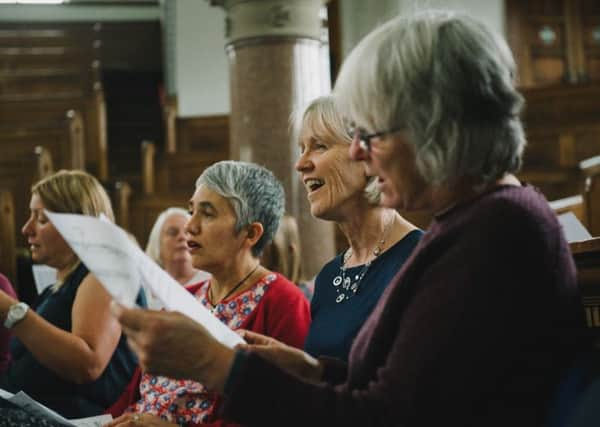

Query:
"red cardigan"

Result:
[[107, 272, 311, 426]]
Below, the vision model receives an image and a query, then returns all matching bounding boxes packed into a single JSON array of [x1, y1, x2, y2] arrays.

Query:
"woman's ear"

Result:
[[245, 222, 264, 248]]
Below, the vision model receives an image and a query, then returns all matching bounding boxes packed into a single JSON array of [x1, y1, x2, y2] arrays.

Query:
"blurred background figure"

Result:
[[145, 207, 210, 309], [262, 214, 314, 301]]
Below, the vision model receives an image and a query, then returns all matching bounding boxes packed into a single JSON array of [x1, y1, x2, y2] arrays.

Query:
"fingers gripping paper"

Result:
[[46, 211, 244, 348]]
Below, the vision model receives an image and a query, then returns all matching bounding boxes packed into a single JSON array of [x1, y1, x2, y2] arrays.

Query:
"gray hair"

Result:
[[195, 161, 285, 257], [334, 10, 526, 187], [145, 207, 190, 266], [296, 95, 380, 205]]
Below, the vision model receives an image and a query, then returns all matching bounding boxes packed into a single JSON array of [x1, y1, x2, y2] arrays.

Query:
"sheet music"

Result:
[[46, 211, 244, 348], [0, 388, 112, 426]]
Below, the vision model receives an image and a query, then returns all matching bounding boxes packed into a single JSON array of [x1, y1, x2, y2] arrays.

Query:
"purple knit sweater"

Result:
[[222, 185, 586, 427]]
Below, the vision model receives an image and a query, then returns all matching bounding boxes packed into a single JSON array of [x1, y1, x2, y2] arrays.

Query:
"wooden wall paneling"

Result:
[[565, 0, 586, 83], [0, 190, 17, 287], [580, 0, 600, 82], [177, 115, 229, 155]]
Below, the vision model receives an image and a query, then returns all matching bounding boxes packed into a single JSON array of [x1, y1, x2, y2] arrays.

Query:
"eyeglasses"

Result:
[[348, 125, 404, 152]]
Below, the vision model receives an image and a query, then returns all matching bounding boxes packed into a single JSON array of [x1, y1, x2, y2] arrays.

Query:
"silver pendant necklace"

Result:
[[332, 214, 394, 303]]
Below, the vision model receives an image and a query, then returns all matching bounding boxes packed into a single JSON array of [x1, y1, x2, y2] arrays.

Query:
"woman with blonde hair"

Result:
[[0, 170, 142, 418], [262, 214, 313, 300], [295, 95, 423, 361]]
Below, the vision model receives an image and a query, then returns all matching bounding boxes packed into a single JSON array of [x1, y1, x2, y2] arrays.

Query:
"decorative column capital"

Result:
[[208, 0, 327, 46]]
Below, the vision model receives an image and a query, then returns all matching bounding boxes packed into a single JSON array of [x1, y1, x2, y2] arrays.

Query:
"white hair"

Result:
[[145, 207, 190, 266], [334, 10, 526, 187], [196, 161, 285, 257]]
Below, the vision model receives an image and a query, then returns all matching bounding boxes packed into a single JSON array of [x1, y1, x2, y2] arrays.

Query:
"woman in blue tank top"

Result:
[[0, 170, 142, 418]]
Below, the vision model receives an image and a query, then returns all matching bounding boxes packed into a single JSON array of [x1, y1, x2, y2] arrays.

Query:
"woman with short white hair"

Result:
[[144, 207, 210, 309], [113, 11, 586, 426], [108, 161, 310, 427]]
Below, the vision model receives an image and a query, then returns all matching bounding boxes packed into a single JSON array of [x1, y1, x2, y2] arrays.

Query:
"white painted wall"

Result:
[[173, 0, 229, 117], [340, 0, 505, 59]]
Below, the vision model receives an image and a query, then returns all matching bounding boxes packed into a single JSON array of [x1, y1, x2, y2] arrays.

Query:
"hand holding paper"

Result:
[[46, 211, 244, 348]]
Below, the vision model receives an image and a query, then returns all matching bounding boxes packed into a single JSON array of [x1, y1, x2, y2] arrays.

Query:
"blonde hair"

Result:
[[145, 207, 190, 266], [32, 169, 114, 222], [298, 96, 380, 205], [263, 215, 303, 284]]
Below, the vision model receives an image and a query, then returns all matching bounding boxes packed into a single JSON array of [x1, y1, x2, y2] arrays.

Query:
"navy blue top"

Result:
[[0, 263, 145, 418], [304, 229, 423, 361]]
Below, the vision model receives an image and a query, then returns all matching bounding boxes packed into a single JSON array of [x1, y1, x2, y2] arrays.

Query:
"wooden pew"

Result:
[[141, 140, 227, 195], [549, 195, 587, 226], [111, 184, 187, 248], [0, 109, 85, 171], [0, 146, 54, 247], [0, 190, 17, 287], [570, 238, 600, 342], [0, 87, 107, 180]]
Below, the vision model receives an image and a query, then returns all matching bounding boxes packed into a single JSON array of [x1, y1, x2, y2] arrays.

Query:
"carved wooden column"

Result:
[[210, 0, 335, 278]]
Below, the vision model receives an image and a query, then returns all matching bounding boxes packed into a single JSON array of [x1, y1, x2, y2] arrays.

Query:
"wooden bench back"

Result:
[[0, 190, 17, 287]]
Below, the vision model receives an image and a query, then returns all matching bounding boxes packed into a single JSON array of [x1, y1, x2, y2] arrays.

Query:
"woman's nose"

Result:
[[349, 135, 369, 161], [295, 152, 312, 172], [22, 217, 33, 236], [184, 218, 198, 235]]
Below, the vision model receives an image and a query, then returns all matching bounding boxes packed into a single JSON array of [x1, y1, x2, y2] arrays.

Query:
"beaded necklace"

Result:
[[209, 263, 259, 314], [332, 215, 394, 303]]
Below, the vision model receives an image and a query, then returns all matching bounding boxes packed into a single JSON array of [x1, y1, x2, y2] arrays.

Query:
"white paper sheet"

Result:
[[32, 264, 58, 294], [558, 211, 592, 243], [0, 388, 112, 426], [46, 211, 244, 348]]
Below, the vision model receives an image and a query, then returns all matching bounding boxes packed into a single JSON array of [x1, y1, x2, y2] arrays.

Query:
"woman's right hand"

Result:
[[236, 330, 323, 383]]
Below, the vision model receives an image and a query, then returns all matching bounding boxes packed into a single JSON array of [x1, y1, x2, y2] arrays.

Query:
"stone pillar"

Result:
[[210, 0, 336, 279]]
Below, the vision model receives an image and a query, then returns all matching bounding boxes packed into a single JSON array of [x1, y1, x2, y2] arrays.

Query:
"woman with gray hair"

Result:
[[107, 161, 310, 426], [112, 11, 586, 427], [144, 208, 210, 309]]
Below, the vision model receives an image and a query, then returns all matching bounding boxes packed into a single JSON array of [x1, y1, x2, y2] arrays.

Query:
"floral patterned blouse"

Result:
[[129, 274, 276, 425]]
